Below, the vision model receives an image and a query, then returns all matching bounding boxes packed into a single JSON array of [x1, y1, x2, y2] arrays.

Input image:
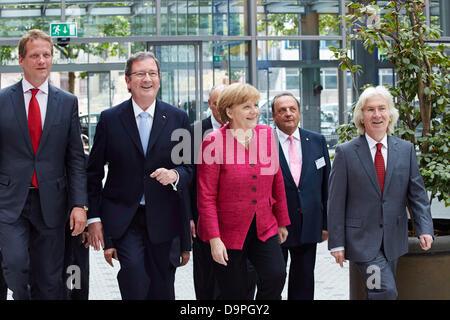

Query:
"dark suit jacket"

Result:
[[327, 135, 434, 262], [189, 116, 214, 223], [87, 98, 192, 244], [0, 81, 87, 228], [279, 128, 331, 246]]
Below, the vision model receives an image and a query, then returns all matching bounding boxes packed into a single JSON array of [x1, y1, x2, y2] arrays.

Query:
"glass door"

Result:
[[87, 72, 111, 147], [151, 42, 203, 124]]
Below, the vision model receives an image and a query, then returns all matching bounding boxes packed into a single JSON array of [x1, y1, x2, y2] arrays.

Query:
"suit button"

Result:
[[252, 175, 257, 179], [379, 224, 383, 228], [252, 187, 256, 192], [252, 200, 257, 204]]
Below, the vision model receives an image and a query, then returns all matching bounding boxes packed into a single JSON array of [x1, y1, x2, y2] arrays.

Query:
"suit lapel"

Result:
[[383, 135, 398, 193], [37, 84, 58, 155], [298, 128, 311, 189], [119, 99, 145, 155], [354, 135, 381, 195], [10, 81, 34, 155], [147, 99, 168, 154]]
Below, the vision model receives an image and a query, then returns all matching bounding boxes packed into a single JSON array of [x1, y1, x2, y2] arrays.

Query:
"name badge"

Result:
[[315, 157, 326, 169]]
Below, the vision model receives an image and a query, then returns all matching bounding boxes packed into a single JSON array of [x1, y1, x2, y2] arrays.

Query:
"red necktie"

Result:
[[374, 143, 385, 193], [28, 88, 42, 188]]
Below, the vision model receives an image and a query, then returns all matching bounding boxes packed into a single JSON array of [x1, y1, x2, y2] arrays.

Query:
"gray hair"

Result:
[[125, 51, 160, 77], [353, 85, 399, 136], [209, 84, 228, 97], [270, 92, 300, 113]]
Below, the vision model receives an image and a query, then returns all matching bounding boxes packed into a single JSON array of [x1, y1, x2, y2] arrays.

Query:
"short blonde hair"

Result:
[[353, 85, 399, 135], [19, 29, 53, 59], [217, 83, 260, 123]]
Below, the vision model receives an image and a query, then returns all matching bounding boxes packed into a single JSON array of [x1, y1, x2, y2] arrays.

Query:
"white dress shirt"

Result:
[[132, 98, 155, 131], [365, 133, 388, 169], [210, 113, 222, 131], [276, 126, 302, 171], [329, 133, 389, 253], [22, 78, 49, 128]]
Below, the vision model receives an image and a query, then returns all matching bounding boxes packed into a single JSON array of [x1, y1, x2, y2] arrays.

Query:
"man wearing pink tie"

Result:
[[272, 92, 331, 300]]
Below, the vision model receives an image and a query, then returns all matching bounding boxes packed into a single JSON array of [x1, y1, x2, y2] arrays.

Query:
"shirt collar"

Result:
[[365, 132, 387, 149], [210, 113, 222, 130], [132, 98, 156, 119], [276, 126, 300, 144], [22, 78, 49, 95]]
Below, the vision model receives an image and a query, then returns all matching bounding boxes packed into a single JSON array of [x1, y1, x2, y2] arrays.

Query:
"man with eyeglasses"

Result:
[[87, 51, 192, 300]]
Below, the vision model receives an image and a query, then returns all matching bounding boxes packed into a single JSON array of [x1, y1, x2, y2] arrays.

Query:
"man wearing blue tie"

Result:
[[87, 52, 192, 300]]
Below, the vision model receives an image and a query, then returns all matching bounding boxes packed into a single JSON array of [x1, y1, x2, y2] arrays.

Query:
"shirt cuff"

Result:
[[87, 217, 101, 225], [330, 246, 345, 252], [170, 169, 180, 191]]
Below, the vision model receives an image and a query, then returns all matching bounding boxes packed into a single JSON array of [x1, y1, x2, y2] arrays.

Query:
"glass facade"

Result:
[[0, 0, 448, 149]]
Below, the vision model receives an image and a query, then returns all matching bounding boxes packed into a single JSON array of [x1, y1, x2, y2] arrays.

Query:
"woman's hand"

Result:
[[278, 226, 288, 244], [209, 237, 228, 266]]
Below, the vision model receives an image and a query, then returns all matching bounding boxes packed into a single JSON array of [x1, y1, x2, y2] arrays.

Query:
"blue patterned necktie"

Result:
[[138, 111, 150, 155]]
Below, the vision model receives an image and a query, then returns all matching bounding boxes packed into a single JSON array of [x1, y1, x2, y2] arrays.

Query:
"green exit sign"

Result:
[[50, 22, 77, 37]]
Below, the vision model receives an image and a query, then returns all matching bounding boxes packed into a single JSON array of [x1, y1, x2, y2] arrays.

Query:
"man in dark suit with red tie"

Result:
[[0, 29, 87, 300], [272, 92, 331, 300]]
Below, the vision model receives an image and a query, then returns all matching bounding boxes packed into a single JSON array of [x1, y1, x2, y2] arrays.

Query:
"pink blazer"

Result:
[[196, 124, 290, 250]]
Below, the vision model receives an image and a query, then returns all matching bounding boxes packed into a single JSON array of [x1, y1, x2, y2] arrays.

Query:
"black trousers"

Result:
[[0, 189, 65, 300], [282, 243, 317, 300], [0, 252, 7, 300], [213, 218, 286, 300], [192, 236, 220, 300], [113, 206, 173, 300], [63, 222, 90, 300]]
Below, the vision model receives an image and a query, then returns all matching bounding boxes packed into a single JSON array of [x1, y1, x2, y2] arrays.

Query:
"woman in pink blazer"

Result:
[[197, 83, 290, 300]]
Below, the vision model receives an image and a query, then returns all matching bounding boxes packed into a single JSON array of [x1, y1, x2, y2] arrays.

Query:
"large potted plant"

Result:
[[329, 0, 449, 299]]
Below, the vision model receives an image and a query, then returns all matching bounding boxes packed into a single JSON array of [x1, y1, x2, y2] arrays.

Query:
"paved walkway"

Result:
[[6, 198, 447, 300], [87, 239, 349, 300]]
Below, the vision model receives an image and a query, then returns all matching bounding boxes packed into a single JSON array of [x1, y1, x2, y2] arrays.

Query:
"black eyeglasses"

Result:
[[130, 71, 159, 79]]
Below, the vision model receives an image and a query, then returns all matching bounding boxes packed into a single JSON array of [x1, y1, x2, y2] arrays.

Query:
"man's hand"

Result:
[[331, 250, 346, 267], [69, 207, 87, 236], [150, 168, 178, 186], [190, 219, 196, 240], [81, 231, 89, 245], [88, 221, 105, 251], [419, 234, 433, 251], [210, 237, 228, 266], [180, 252, 190, 267], [321, 230, 329, 242], [277, 226, 288, 244], [104, 248, 118, 267]]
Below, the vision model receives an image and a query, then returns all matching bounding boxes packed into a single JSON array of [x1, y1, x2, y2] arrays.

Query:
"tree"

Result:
[[329, 0, 449, 207]]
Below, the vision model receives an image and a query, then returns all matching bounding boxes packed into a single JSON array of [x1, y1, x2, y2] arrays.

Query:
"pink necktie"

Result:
[[288, 135, 301, 186], [28, 88, 42, 188], [375, 143, 385, 193]]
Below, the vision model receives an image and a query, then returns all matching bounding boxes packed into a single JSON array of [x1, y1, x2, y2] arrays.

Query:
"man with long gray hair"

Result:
[[327, 85, 434, 300]]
